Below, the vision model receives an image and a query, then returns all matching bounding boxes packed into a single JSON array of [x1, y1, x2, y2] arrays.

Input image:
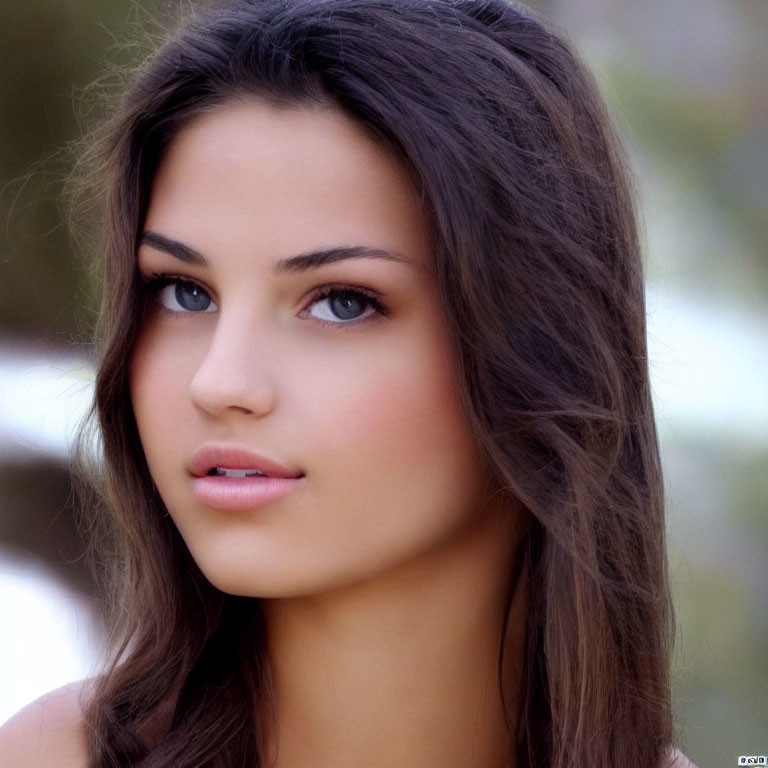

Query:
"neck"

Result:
[[260, 499, 528, 768]]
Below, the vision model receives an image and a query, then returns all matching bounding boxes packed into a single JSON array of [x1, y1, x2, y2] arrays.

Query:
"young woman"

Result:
[[0, 0, 696, 766]]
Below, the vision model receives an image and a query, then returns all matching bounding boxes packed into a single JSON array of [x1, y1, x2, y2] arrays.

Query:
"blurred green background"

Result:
[[1, 1, 766, 765]]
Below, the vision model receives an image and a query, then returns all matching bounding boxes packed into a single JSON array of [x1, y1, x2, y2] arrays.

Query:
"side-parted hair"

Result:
[[72, 1, 675, 765]]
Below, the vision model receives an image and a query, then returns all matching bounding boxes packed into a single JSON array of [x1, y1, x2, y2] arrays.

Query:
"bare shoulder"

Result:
[[0, 680, 91, 767]]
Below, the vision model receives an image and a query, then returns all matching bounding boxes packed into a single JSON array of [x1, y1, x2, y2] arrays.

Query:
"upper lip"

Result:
[[190, 443, 304, 479]]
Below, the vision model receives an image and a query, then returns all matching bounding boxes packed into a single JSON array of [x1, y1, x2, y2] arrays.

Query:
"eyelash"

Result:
[[141, 273, 391, 330]]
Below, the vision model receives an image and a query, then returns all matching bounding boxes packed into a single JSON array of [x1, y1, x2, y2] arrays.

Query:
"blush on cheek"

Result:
[[129, 335, 162, 421], [129, 327, 192, 457], [341, 346, 473, 477], [131, 323, 203, 404]]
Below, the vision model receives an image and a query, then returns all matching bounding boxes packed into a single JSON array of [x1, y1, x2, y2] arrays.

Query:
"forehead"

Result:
[[143, 98, 432, 273]]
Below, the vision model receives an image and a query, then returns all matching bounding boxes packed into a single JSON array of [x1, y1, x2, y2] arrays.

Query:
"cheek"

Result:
[[352, 358, 463, 461], [300, 319, 482, 504], [293, 325, 491, 585], [129, 321, 201, 450]]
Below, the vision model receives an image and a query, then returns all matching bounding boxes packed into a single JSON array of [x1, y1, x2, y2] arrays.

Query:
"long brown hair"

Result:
[[71, 1, 675, 765]]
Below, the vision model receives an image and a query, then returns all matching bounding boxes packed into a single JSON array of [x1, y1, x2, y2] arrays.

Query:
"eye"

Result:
[[141, 275, 388, 326], [302, 285, 389, 328], [147, 276, 217, 314]]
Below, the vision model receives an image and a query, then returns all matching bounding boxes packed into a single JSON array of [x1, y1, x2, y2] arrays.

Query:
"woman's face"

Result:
[[130, 98, 503, 598]]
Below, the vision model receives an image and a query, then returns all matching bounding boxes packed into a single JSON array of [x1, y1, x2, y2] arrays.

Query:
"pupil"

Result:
[[176, 282, 209, 312], [332, 292, 364, 320]]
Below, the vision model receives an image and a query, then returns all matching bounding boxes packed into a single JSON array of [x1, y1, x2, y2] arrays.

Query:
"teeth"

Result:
[[209, 467, 267, 478]]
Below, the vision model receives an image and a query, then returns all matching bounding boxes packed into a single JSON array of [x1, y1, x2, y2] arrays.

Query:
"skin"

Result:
[[129, 97, 528, 767]]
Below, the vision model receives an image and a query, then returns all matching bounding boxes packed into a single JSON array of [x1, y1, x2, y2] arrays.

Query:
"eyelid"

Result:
[[140, 271, 216, 296], [141, 272, 218, 315], [301, 282, 390, 329], [139, 271, 390, 327]]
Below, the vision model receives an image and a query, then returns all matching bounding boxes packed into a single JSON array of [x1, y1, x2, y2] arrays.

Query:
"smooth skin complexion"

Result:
[[130, 98, 528, 768]]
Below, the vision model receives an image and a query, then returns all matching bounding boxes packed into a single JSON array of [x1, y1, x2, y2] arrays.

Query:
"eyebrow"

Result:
[[139, 231, 423, 274]]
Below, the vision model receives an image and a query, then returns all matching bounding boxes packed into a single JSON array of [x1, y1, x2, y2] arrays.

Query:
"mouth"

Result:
[[207, 467, 268, 478], [191, 451, 306, 511], [190, 443, 305, 480]]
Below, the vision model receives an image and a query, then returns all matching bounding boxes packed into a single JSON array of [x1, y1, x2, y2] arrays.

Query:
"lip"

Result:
[[192, 474, 305, 511], [189, 443, 305, 512], [189, 443, 304, 480]]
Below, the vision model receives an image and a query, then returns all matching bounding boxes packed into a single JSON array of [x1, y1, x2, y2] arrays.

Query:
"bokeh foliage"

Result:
[[0, 0, 184, 340]]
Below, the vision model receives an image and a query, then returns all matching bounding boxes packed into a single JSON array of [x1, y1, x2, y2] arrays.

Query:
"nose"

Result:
[[189, 312, 278, 418]]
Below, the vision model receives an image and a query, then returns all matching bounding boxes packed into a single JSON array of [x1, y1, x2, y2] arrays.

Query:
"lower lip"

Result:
[[192, 475, 305, 511]]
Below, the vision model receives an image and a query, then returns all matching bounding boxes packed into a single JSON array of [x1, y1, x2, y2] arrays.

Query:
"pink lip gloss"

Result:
[[192, 474, 305, 511]]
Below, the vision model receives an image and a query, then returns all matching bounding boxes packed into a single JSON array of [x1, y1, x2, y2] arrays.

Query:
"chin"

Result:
[[197, 557, 389, 602], [195, 561, 326, 600]]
